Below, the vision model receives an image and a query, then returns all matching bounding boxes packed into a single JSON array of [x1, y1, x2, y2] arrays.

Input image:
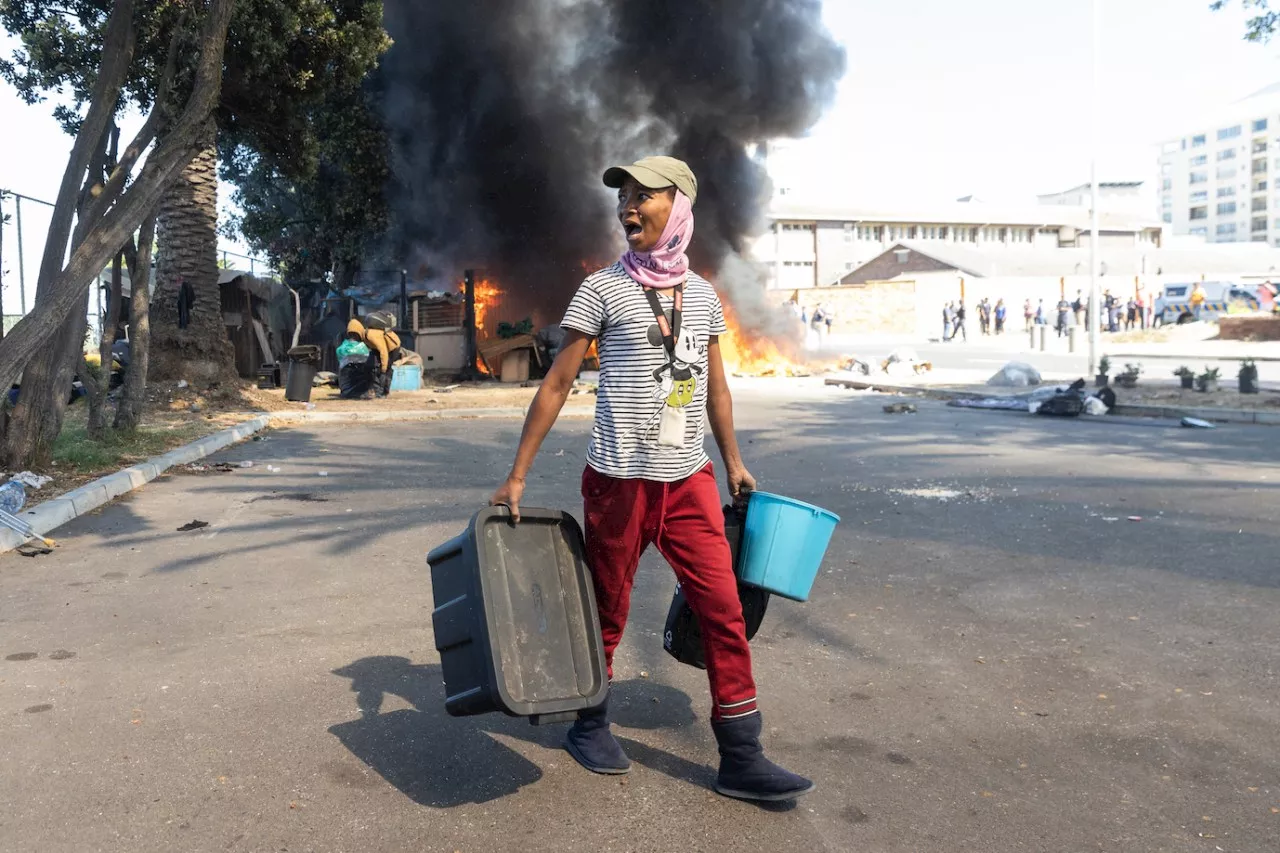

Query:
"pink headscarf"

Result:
[[620, 190, 694, 289]]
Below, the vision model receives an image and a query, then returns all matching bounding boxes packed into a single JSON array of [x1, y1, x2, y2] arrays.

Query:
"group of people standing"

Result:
[[942, 298, 1006, 341], [1016, 290, 1150, 337]]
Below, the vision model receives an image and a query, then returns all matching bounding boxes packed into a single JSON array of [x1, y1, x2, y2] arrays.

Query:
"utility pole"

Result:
[[14, 194, 26, 315], [1088, 0, 1102, 376]]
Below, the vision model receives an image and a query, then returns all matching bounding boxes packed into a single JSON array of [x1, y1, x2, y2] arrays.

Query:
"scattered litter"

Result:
[[252, 435, 266, 442], [1084, 397, 1109, 416], [189, 403, 202, 413], [0, 480, 26, 514], [1102, 517, 1120, 522], [177, 380, 189, 389], [883, 403, 917, 414], [177, 520, 209, 532], [437, 384, 460, 393], [239, 461, 255, 468], [318, 471, 329, 477], [16, 541, 53, 557], [267, 465, 281, 473], [555, 450, 566, 457], [881, 348, 931, 376], [841, 357, 872, 375], [10, 471, 51, 490], [1181, 417, 1215, 429], [987, 361, 1042, 387], [1127, 516, 1143, 522], [303, 403, 316, 410]]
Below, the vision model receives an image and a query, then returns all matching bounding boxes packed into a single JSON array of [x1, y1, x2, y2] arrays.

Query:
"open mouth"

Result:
[[624, 221, 643, 239]]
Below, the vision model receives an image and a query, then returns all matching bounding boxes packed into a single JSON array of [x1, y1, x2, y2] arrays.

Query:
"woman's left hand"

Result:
[[726, 464, 757, 503]]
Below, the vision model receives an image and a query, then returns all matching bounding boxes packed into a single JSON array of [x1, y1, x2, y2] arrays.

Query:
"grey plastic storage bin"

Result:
[[426, 506, 608, 724]]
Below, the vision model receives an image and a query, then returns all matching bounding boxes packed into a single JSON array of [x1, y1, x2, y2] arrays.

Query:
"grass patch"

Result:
[[51, 411, 213, 476]]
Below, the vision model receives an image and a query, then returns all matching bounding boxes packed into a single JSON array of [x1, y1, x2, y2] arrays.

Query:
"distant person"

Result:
[[800, 304, 808, 325], [978, 298, 992, 335], [1125, 298, 1138, 331], [994, 299, 1007, 334], [1023, 298, 1034, 332], [1072, 290, 1085, 327], [822, 302, 835, 338], [952, 302, 968, 341], [1135, 293, 1147, 330], [1055, 296, 1070, 337], [1190, 282, 1207, 320], [942, 302, 954, 340], [1034, 299, 1045, 326], [1258, 280, 1277, 313]]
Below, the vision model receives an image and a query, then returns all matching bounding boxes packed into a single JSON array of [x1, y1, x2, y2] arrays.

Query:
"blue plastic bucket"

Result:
[[738, 491, 840, 602], [390, 364, 423, 392]]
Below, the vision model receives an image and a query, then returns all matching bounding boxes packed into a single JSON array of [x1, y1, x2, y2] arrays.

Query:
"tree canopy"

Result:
[[1211, 0, 1280, 42], [1, 0, 390, 191]]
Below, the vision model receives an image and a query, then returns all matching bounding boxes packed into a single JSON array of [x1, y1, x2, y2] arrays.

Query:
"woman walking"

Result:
[[490, 156, 813, 802]]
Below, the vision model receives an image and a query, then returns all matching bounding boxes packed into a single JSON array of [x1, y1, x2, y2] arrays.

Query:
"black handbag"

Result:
[[662, 502, 770, 670]]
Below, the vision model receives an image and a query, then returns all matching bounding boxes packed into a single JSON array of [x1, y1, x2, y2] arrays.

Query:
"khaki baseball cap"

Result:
[[602, 156, 698, 205]]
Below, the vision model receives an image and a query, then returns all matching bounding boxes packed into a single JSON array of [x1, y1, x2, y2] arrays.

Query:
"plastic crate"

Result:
[[427, 507, 608, 723], [390, 364, 422, 391]]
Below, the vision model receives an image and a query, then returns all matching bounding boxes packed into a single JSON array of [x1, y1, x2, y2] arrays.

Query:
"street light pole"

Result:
[[1088, 0, 1101, 376]]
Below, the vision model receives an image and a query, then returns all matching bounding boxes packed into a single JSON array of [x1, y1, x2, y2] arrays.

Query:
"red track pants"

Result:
[[582, 463, 758, 721]]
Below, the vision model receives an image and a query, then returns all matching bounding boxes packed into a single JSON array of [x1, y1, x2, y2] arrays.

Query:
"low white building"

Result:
[[753, 197, 1163, 291]]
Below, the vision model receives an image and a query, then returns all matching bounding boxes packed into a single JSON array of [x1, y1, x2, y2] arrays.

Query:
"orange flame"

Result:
[[462, 277, 501, 338], [717, 305, 810, 377]]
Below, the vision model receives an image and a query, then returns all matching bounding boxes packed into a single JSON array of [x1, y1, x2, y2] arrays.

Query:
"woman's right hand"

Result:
[[490, 475, 526, 522]]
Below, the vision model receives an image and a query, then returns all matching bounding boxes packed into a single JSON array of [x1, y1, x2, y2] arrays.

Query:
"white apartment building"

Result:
[[1157, 84, 1280, 245], [752, 197, 1162, 291]]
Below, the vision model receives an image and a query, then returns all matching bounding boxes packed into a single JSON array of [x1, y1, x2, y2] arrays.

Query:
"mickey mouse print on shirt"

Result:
[[644, 284, 705, 448]]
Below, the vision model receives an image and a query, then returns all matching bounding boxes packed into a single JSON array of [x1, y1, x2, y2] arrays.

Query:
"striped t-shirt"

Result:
[[562, 263, 727, 482]]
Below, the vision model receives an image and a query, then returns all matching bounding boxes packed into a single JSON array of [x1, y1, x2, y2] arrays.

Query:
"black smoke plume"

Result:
[[381, 0, 845, 334]]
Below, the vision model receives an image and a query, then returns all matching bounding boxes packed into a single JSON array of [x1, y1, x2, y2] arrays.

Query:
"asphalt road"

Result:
[[2, 387, 1278, 853]]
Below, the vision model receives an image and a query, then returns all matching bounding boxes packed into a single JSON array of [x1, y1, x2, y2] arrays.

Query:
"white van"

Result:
[[1152, 281, 1260, 325]]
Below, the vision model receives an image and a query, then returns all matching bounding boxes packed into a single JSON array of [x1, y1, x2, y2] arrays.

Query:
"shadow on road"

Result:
[[328, 655, 709, 808]]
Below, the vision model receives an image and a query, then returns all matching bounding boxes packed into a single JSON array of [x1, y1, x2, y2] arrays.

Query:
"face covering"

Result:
[[620, 190, 694, 289]]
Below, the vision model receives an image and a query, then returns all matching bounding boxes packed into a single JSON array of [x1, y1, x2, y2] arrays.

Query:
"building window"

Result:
[[1161, 178, 1172, 191], [1191, 226, 1208, 236], [1217, 222, 1238, 236], [1255, 139, 1269, 154], [939, 226, 949, 240], [908, 226, 919, 239], [1190, 206, 1209, 220], [1190, 190, 1208, 202], [1217, 165, 1237, 180], [1254, 216, 1268, 231], [1255, 118, 1269, 132], [845, 262, 855, 270], [1162, 212, 1173, 223], [1190, 154, 1208, 166], [1257, 179, 1269, 193], [1254, 197, 1268, 212], [1192, 134, 1207, 147], [1217, 201, 1238, 215], [843, 223, 854, 242], [1190, 171, 1208, 184], [1217, 186, 1236, 198], [1217, 148, 1237, 161], [1254, 158, 1269, 175], [1218, 125, 1242, 141]]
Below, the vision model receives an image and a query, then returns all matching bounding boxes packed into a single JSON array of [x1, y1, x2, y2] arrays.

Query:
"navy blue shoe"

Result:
[[564, 699, 631, 775], [711, 713, 815, 801]]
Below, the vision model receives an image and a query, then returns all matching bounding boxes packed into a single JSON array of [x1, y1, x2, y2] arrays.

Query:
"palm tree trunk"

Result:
[[150, 119, 233, 382], [114, 215, 156, 432]]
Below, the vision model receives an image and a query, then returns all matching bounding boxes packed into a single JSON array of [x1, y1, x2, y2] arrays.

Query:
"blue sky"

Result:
[[0, 0, 1277, 295]]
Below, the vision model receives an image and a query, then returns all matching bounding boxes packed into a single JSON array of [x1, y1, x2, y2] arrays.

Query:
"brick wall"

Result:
[[1219, 315, 1280, 341], [779, 280, 918, 335]]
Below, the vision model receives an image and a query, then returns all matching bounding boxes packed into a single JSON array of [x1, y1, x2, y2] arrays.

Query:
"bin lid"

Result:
[[287, 345, 322, 363]]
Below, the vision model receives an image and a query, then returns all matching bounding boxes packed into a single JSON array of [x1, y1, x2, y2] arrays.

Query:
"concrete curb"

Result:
[[823, 377, 1280, 426], [1105, 351, 1280, 362], [0, 416, 270, 555]]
